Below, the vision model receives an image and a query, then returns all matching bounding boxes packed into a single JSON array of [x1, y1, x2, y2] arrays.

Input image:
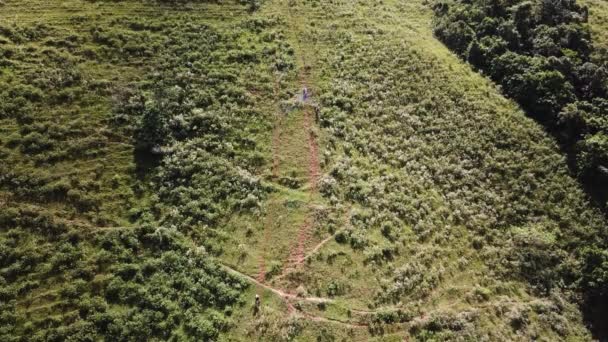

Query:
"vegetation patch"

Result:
[[434, 0, 608, 209]]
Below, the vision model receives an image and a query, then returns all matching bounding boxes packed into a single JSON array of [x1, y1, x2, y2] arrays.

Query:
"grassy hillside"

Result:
[[1, 0, 607, 341], [583, 0, 608, 61], [0, 0, 282, 340]]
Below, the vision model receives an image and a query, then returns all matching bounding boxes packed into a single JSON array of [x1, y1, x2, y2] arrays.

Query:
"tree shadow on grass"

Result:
[[133, 148, 162, 180], [583, 295, 608, 341]]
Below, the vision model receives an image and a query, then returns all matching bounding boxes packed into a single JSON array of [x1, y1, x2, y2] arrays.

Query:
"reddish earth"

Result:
[[282, 103, 321, 276], [286, 217, 313, 269], [304, 107, 321, 192], [256, 253, 266, 283]]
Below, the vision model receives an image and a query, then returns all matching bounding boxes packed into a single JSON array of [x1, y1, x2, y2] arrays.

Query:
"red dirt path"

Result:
[[282, 104, 321, 275], [304, 107, 321, 192]]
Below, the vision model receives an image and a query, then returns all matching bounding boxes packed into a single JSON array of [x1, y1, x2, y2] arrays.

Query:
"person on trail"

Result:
[[314, 105, 320, 123], [253, 294, 261, 315], [303, 87, 309, 101]]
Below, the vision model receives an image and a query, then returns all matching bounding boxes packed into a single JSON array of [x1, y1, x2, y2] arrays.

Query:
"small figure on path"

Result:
[[302, 87, 309, 101], [253, 294, 261, 315]]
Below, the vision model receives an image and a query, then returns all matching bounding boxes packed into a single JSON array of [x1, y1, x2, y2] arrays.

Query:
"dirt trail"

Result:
[[234, 0, 360, 330], [281, 26, 323, 277], [256, 59, 322, 284], [280, 127, 319, 275], [304, 105, 321, 191], [303, 233, 333, 261], [221, 263, 371, 328], [221, 258, 435, 332], [275, 232, 334, 282], [222, 260, 427, 331], [223, 263, 331, 302], [278, 206, 350, 281]]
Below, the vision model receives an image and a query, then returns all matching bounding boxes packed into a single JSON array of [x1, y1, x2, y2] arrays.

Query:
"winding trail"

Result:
[[222, 263, 332, 303], [302, 233, 333, 263], [220, 262, 374, 329], [274, 233, 335, 282], [220, 260, 438, 331]]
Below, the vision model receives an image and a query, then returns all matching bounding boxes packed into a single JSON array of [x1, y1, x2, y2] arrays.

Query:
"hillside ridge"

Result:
[[1, 0, 607, 340]]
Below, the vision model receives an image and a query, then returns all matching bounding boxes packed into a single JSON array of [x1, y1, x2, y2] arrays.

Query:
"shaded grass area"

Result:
[[582, 0, 608, 62]]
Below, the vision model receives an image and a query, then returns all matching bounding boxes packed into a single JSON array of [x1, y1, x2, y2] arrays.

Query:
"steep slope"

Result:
[[223, 0, 607, 340], [1, 0, 607, 341], [582, 0, 608, 61]]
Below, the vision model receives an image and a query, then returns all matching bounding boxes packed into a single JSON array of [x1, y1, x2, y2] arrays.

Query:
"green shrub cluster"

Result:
[[111, 15, 294, 235], [0, 209, 247, 341]]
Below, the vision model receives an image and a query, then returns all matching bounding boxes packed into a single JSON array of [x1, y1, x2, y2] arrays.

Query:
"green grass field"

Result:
[[583, 0, 608, 61], [1, 0, 607, 341]]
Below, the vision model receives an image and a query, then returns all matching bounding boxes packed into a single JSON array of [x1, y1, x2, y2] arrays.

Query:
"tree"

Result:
[[497, 20, 521, 51], [467, 39, 485, 69], [557, 101, 592, 142], [136, 103, 169, 153], [434, 20, 476, 56], [575, 62, 608, 99], [576, 132, 608, 180], [580, 247, 608, 323], [511, 1, 535, 45], [531, 25, 560, 56], [581, 247, 608, 297]]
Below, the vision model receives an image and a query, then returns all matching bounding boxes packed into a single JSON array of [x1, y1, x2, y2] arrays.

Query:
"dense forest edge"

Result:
[[434, 0, 608, 207], [433, 0, 608, 336]]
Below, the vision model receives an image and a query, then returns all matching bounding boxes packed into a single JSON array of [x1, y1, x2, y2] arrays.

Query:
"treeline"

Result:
[[434, 0, 608, 208], [434, 0, 608, 332]]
